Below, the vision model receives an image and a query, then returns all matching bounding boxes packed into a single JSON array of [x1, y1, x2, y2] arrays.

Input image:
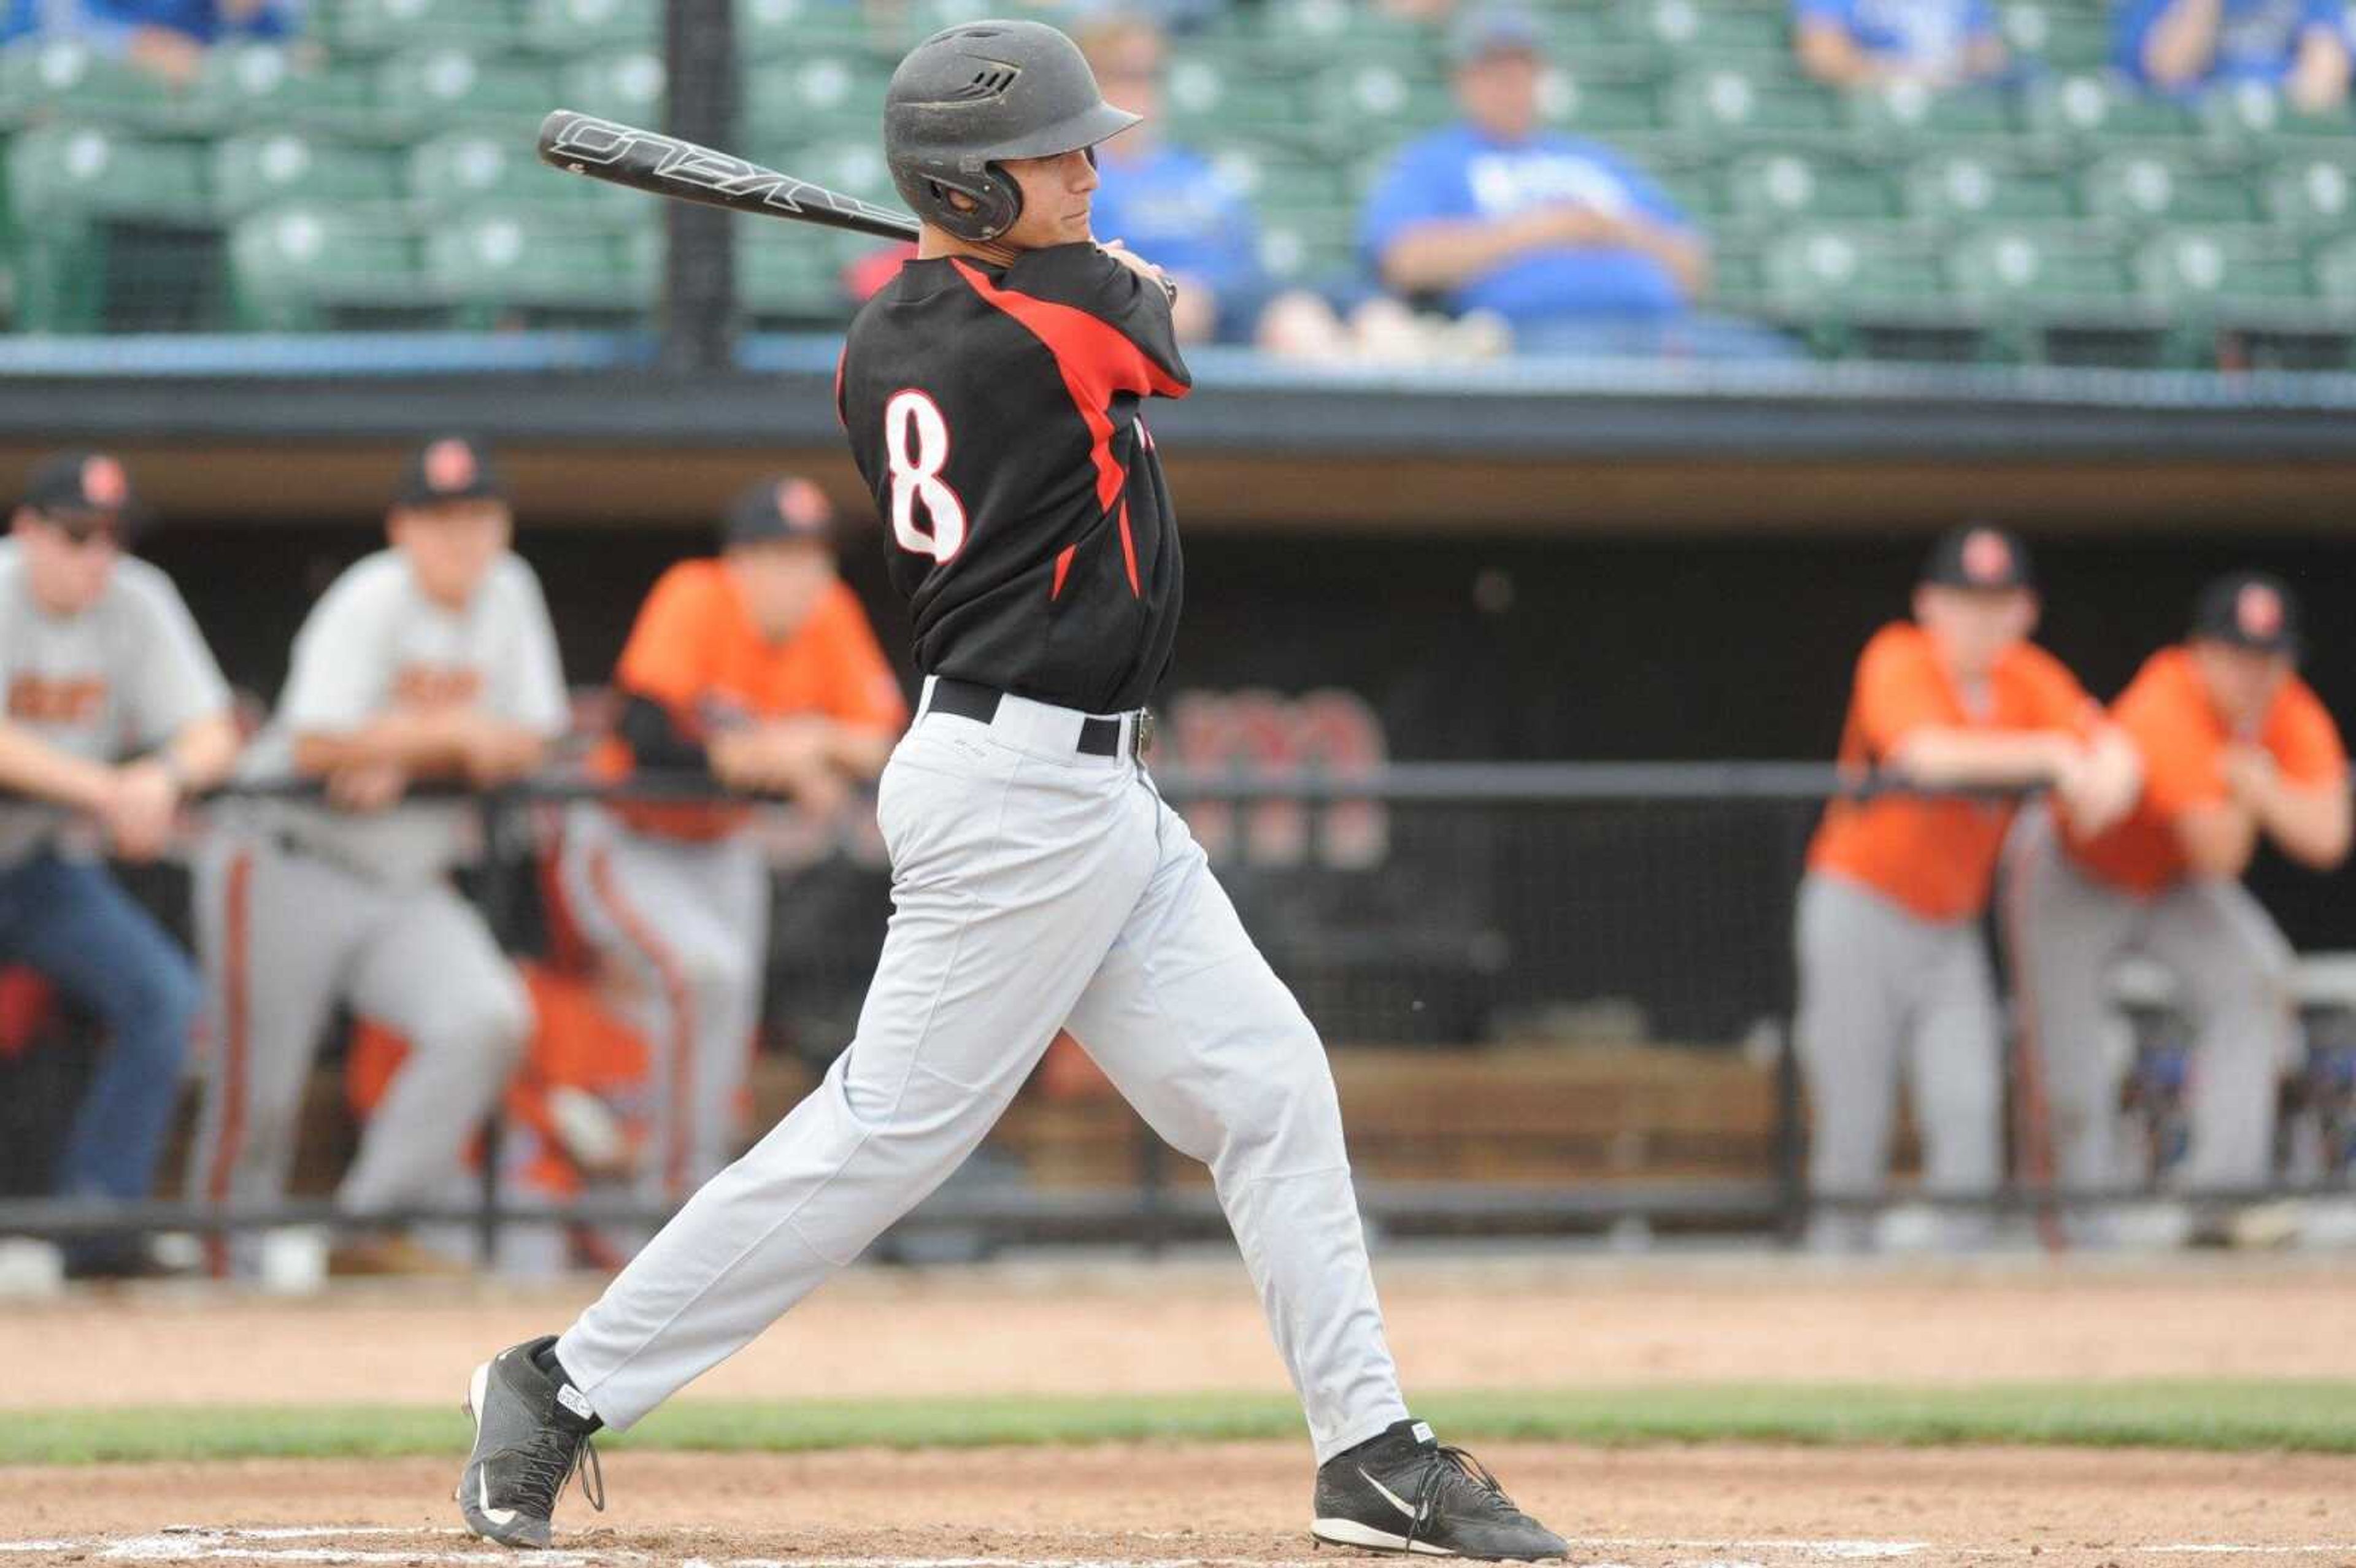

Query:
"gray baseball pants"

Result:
[[555, 683, 1409, 1460]]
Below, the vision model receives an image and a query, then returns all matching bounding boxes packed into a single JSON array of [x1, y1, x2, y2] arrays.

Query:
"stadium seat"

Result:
[[1624, 0, 1792, 57], [2023, 74, 2203, 142], [2200, 79, 2356, 148], [1166, 57, 1316, 138], [2079, 152, 2259, 225], [1763, 224, 1946, 310], [1902, 150, 2077, 223], [1540, 4, 1639, 54], [2262, 153, 2356, 229], [1319, 61, 1455, 134], [1665, 67, 1843, 137], [1844, 80, 2018, 142], [1258, 0, 1441, 68], [1725, 150, 1899, 223], [323, 0, 525, 56], [1947, 223, 2131, 306], [0, 37, 196, 133], [736, 0, 879, 58], [794, 140, 899, 207], [737, 226, 857, 324], [559, 48, 668, 121], [1999, 1, 2113, 68], [1538, 67, 1668, 136], [2314, 236, 2356, 304], [1197, 145, 1350, 213], [191, 45, 374, 137], [522, 0, 662, 55], [212, 132, 405, 220], [2135, 226, 2312, 310], [1255, 209, 1363, 289], [423, 210, 658, 325], [374, 48, 558, 136], [228, 205, 434, 329], [6, 124, 210, 227], [743, 54, 892, 151]]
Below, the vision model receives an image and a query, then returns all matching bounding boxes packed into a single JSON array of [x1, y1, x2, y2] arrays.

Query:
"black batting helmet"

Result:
[[883, 19, 1139, 244]]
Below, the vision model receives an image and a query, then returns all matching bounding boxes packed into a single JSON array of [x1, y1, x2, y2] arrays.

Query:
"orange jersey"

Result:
[[1807, 622, 2098, 921], [2064, 645, 2347, 897], [596, 559, 909, 839]]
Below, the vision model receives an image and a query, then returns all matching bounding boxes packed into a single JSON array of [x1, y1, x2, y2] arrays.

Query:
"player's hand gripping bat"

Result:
[[536, 109, 922, 243]]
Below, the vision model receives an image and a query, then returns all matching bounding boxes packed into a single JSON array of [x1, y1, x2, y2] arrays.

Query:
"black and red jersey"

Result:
[[837, 242, 1193, 716]]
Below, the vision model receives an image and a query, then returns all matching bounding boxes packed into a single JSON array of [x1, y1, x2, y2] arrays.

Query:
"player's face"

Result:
[[12, 509, 122, 616], [728, 538, 835, 640], [1915, 584, 2036, 678], [390, 499, 511, 611], [1000, 148, 1102, 249], [1456, 49, 1542, 141], [2192, 639, 2292, 732]]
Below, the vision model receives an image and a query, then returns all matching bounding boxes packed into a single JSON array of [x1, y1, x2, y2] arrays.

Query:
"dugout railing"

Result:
[[1, 762, 2351, 1262]]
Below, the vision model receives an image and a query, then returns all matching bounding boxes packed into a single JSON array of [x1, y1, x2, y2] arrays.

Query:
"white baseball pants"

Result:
[[556, 682, 1409, 1460]]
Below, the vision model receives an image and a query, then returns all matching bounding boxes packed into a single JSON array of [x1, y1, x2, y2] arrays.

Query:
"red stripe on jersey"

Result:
[[1051, 544, 1076, 600], [949, 257, 1182, 521], [1115, 499, 1139, 596]]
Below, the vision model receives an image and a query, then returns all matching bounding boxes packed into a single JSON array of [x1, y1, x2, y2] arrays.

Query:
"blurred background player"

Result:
[[1076, 10, 1268, 345], [558, 474, 905, 1212], [0, 0, 302, 86], [186, 436, 568, 1277], [0, 451, 237, 1275], [1359, 4, 1791, 361], [2115, 0, 2352, 107], [1797, 525, 2137, 1251], [2007, 572, 2350, 1241]]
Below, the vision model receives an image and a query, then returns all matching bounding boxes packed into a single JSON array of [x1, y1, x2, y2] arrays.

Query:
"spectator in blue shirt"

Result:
[[2, 0, 298, 85], [2115, 0, 2351, 109], [1795, 0, 2010, 88], [1077, 10, 1267, 343], [1361, 4, 1793, 359]]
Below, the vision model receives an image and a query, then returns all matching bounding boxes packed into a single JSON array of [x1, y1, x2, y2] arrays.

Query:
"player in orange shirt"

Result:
[[2007, 572, 2349, 1236], [556, 477, 909, 1215], [1797, 525, 2138, 1250]]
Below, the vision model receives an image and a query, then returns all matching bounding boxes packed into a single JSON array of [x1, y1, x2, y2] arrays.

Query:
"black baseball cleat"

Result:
[[455, 1335, 606, 1550], [1311, 1418, 1568, 1559]]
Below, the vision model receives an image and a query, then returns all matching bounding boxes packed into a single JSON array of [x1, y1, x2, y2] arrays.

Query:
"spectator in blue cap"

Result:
[[1360, 4, 1794, 359]]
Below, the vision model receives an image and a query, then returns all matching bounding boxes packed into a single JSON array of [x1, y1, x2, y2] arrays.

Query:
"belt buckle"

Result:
[[1131, 709, 1156, 761]]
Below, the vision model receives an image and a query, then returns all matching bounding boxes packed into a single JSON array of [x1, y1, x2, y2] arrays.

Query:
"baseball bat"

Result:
[[536, 109, 922, 244]]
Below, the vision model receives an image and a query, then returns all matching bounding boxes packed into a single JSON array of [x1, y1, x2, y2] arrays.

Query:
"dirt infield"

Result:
[[6, 1254, 2356, 1564], [9, 1251, 2356, 1409], [2, 1445, 2352, 1567]]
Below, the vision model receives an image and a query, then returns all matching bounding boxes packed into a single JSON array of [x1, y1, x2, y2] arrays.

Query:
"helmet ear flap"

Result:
[[918, 163, 1023, 244]]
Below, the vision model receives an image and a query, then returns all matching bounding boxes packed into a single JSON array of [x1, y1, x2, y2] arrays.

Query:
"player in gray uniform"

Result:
[[186, 437, 569, 1277], [0, 452, 237, 1275], [456, 21, 1565, 1561]]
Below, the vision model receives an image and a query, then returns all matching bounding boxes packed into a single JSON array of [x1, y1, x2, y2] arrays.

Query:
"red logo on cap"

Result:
[[81, 455, 128, 509], [2238, 582, 2284, 640], [1961, 528, 2011, 585], [777, 478, 830, 532], [424, 439, 477, 494]]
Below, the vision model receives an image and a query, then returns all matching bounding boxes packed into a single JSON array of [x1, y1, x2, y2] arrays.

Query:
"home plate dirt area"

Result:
[[3, 1445, 2354, 1567]]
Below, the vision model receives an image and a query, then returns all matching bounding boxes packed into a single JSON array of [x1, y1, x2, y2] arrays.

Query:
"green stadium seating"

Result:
[[1255, 206, 1363, 287], [2079, 152, 2258, 225], [7, 123, 210, 226], [1319, 61, 1455, 133], [2023, 74, 2203, 142], [737, 225, 856, 323], [323, 0, 524, 56], [1166, 58, 1317, 137], [423, 210, 657, 325], [1902, 149, 2078, 222], [227, 205, 432, 329], [1724, 149, 1899, 222], [190, 45, 374, 137], [2135, 226, 2312, 309], [374, 48, 558, 136], [1625, 0, 1793, 57], [522, 0, 662, 56], [1947, 223, 2131, 306], [1763, 224, 1946, 309], [1258, 0, 1441, 68], [1844, 80, 2018, 143], [2200, 79, 2356, 148], [1539, 67, 1668, 137], [409, 128, 637, 217], [1999, 2, 2114, 68], [2314, 236, 2356, 303], [2263, 153, 2356, 229], [0, 37, 199, 134], [743, 53, 892, 150], [735, 0, 882, 58], [1665, 66, 1842, 137], [794, 139, 898, 206], [212, 131, 404, 220], [1541, 5, 1638, 54], [1197, 145, 1350, 213], [559, 48, 667, 121]]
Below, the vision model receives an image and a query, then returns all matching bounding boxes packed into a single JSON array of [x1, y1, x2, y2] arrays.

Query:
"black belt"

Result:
[[928, 677, 1150, 759]]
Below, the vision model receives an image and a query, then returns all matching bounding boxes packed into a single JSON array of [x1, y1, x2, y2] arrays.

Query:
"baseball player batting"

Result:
[[187, 437, 570, 1277], [458, 20, 1567, 1560]]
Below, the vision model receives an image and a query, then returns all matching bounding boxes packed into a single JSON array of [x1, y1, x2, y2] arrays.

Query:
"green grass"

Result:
[[6, 1382, 2355, 1466]]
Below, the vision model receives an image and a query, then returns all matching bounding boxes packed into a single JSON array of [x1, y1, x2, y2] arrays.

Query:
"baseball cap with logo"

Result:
[[723, 475, 836, 548], [2192, 570, 2301, 658], [20, 450, 149, 539], [393, 436, 506, 509], [1920, 523, 2035, 592]]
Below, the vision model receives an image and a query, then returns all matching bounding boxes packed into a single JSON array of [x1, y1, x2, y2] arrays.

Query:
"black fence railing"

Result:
[[1, 763, 2350, 1263]]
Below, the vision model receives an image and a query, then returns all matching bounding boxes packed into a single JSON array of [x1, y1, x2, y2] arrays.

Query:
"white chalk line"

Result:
[[2, 1534, 2355, 1564]]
